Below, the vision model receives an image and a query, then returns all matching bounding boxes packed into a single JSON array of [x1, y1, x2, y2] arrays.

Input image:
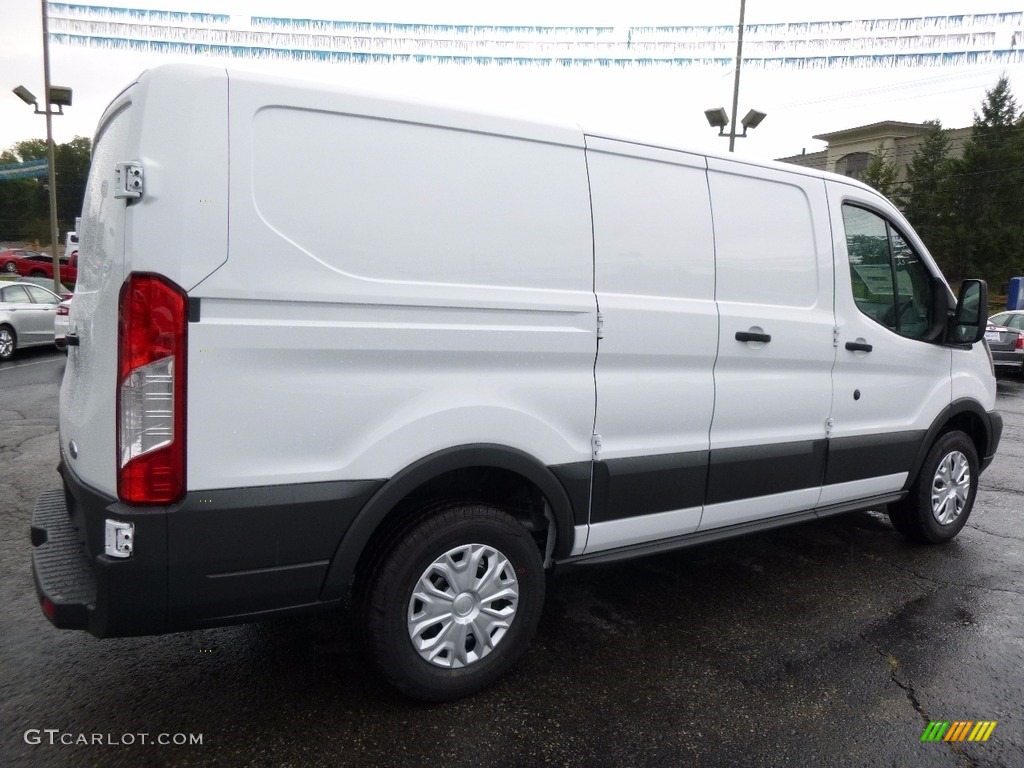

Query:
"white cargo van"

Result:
[[31, 64, 1002, 701]]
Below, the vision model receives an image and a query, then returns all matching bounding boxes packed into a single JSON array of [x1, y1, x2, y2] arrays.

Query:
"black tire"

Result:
[[888, 430, 979, 544], [363, 502, 544, 701], [0, 325, 15, 361]]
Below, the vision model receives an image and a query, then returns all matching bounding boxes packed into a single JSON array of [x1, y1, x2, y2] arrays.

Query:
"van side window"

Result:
[[842, 204, 935, 341]]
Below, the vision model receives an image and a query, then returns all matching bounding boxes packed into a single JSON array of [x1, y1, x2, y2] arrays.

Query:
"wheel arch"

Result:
[[903, 399, 997, 492], [319, 444, 582, 602]]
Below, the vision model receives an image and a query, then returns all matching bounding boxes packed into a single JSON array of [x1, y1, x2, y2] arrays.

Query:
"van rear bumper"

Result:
[[31, 489, 97, 631], [31, 476, 171, 637], [30, 464, 382, 638]]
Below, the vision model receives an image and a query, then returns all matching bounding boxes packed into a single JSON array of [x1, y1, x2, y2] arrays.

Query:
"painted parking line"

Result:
[[0, 356, 65, 371]]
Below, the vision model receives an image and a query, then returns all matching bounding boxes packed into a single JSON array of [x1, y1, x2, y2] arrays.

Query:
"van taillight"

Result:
[[117, 273, 187, 504]]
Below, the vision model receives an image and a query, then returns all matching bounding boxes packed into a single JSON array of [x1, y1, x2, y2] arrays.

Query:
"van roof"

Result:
[[125, 63, 882, 197]]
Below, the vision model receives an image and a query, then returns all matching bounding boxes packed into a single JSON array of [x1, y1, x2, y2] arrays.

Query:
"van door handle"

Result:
[[735, 331, 771, 343], [845, 341, 872, 352]]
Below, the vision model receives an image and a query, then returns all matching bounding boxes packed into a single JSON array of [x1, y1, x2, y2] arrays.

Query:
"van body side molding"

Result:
[[561, 492, 905, 567], [823, 430, 925, 485], [587, 451, 708, 524], [706, 440, 828, 505]]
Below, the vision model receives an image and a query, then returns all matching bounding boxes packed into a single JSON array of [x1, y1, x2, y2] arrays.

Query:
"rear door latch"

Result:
[[114, 161, 144, 200], [104, 519, 134, 558]]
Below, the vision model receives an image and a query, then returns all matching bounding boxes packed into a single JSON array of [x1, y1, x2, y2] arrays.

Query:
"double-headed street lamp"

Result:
[[704, 107, 768, 148], [12, 0, 71, 294], [705, 0, 766, 152]]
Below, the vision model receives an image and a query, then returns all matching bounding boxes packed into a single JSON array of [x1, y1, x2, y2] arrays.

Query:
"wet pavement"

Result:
[[2, 347, 1022, 767]]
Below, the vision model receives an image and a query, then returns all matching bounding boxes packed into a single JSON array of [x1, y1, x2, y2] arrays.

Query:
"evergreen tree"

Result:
[[952, 75, 1024, 287], [900, 121, 956, 276], [861, 142, 898, 198]]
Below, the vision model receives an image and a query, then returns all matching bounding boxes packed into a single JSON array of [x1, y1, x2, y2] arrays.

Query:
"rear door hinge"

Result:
[[833, 326, 840, 348], [591, 433, 602, 459], [597, 312, 605, 340], [825, 417, 834, 437], [114, 161, 144, 200]]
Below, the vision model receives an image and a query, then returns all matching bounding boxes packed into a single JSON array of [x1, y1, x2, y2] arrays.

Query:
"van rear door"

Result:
[[59, 97, 134, 497]]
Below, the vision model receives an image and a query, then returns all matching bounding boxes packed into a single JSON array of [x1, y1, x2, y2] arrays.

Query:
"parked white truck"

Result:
[[31, 64, 1001, 700]]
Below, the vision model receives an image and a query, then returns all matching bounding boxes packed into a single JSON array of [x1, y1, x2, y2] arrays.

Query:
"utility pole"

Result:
[[41, 0, 62, 293], [729, 0, 747, 152]]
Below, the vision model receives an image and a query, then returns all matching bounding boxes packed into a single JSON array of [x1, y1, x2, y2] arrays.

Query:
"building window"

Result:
[[835, 152, 870, 180]]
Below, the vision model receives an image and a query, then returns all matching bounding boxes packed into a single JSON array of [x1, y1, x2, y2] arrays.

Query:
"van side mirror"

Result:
[[949, 279, 988, 345]]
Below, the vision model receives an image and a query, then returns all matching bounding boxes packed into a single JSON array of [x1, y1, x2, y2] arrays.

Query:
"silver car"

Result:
[[986, 310, 1024, 376], [54, 297, 72, 351], [0, 282, 62, 360]]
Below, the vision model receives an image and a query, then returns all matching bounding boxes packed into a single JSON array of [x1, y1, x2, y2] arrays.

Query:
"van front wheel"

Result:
[[364, 502, 545, 701], [888, 430, 979, 544]]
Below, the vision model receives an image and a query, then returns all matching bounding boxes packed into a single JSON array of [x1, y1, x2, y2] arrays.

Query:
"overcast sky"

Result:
[[3, 1, 1024, 161]]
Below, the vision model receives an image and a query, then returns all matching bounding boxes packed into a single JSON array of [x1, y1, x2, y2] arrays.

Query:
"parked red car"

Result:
[[16, 250, 78, 283], [0, 249, 48, 274]]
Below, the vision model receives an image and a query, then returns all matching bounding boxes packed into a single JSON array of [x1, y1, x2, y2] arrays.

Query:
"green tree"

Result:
[[900, 120, 956, 276], [54, 136, 92, 229], [949, 75, 1024, 287], [861, 142, 898, 198], [0, 136, 91, 245]]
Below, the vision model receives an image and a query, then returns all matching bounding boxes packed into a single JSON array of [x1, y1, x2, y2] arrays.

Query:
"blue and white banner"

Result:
[[46, 4, 1024, 69], [0, 158, 49, 180]]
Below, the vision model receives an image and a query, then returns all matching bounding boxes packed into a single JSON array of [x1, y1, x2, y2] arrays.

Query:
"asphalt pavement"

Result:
[[1, 346, 1022, 767]]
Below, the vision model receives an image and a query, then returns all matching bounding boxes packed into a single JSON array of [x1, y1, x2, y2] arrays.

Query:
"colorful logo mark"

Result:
[[921, 721, 997, 742]]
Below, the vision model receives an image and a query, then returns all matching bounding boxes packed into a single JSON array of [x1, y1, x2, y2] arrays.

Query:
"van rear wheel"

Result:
[[888, 430, 978, 544], [363, 502, 544, 701]]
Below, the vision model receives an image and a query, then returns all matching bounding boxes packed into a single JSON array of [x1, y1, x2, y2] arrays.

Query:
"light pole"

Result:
[[11, 0, 71, 294], [704, 0, 766, 151]]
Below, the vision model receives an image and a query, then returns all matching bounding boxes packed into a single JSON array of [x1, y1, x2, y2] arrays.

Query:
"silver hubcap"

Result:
[[407, 543, 519, 668], [931, 450, 971, 526], [0, 330, 13, 359]]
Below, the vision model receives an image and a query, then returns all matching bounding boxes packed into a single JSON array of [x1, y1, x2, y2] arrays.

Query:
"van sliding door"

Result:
[[582, 137, 717, 554], [701, 161, 835, 530]]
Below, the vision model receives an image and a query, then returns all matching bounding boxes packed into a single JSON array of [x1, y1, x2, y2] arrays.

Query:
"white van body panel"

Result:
[[586, 137, 716, 462], [952, 346, 998, 410], [185, 70, 596, 488], [122, 65, 229, 291]]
